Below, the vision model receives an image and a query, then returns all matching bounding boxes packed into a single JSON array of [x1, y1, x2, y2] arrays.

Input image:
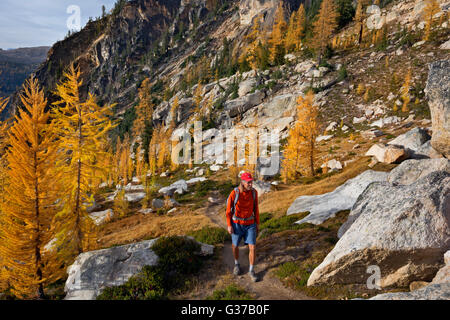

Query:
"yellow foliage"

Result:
[[113, 189, 129, 218], [285, 4, 305, 52], [363, 87, 370, 102], [246, 14, 264, 70], [133, 78, 154, 138], [269, 1, 288, 63], [393, 102, 398, 112], [354, 0, 365, 44], [423, 0, 441, 41], [51, 63, 115, 258], [401, 68, 411, 112], [170, 95, 180, 129], [312, 0, 338, 59], [0, 78, 62, 298], [357, 83, 365, 95], [281, 90, 320, 181]]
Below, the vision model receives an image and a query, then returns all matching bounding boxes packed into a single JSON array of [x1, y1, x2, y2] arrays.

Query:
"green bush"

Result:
[[207, 284, 252, 300], [259, 212, 313, 239], [275, 261, 311, 288], [97, 236, 205, 300], [188, 226, 230, 245]]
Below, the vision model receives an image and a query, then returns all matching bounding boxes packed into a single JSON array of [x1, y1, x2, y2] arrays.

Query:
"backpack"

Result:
[[228, 187, 256, 222]]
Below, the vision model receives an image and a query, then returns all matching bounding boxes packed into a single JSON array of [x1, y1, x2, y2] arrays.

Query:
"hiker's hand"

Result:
[[228, 226, 233, 235], [256, 225, 259, 236]]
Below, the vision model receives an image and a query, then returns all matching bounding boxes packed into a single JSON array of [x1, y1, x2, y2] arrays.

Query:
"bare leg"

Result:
[[232, 244, 239, 261], [248, 244, 255, 266]]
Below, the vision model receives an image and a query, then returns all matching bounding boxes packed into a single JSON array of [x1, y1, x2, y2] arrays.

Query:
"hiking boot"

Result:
[[233, 264, 241, 276], [249, 270, 258, 282]]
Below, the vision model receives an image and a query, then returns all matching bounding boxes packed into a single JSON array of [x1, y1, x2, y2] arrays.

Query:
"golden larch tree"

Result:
[[312, 0, 339, 62], [423, 0, 441, 41], [0, 78, 62, 298], [281, 90, 320, 180], [133, 78, 154, 138], [354, 0, 365, 44], [285, 4, 305, 53], [401, 68, 412, 112], [51, 63, 115, 258], [246, 14, 264, 71], [268, 1, 287, 64], [170, 95, 180, 129], [0, 97, 10, 202]]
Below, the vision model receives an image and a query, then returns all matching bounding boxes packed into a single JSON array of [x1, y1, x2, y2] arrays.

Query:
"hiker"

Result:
[[226, 172, 259, 282]]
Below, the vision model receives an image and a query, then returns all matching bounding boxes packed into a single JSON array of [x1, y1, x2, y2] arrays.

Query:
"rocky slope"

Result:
[[2, 0, 449, 300], [0, 46, 50, 117]]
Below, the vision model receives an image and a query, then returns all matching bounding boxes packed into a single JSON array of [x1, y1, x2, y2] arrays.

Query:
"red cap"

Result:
[[241, 172, 253, 182]]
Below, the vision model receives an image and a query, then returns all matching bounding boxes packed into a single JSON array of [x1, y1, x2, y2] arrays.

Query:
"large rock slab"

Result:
[[425, 60, 450, 157], [387, 158, 450, 186], [158, 179, 188, 196], [287, 170, 388, 225], [124, 192, 146, 203], [238, 78, 258, 97], [387, 127, 431, 154], [89, 209, 114, 226], [64, 237, 214, 300], [414, 141, 444, 159], [365, 143, 409, 163], [309, 171, 450, 288], [239, 0, 277, 26], [224, 90, 265, 118], [368, 283, 450, 300], [368, 250, 450, 300], [186, 177, 207, 185], [431, 250, 450, 284]]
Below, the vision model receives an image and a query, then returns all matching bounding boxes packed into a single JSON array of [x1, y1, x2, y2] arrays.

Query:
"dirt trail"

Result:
[[200, 199, 314, 300]]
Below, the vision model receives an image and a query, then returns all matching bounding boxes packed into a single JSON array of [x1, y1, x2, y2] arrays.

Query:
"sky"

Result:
[[0, 0, 117, 49]]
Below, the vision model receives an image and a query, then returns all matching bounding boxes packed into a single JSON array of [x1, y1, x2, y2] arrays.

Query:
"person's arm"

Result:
[[226, 189, 235, 229], [254, 189, 259, 231]]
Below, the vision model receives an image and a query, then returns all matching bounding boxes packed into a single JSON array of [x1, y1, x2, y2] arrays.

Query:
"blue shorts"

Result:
[[231, 221, 257, 246]]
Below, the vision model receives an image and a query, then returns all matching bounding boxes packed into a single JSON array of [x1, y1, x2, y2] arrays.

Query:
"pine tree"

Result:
[[170, 96, 180, 128], [133, 79, 154, 138], [269, 1, 287, 65], [246, 14, 264, 71], [113, 188, 128, 218], [354, 0, 365, 44], [0, 97, 9, 204], [112, 136, 122, 184], [312, 0, 339, 62], [148, 124, 162, 175], [119, 134, 132, 185], [51, 63, 115, 258], [193, 82, 203, 120], [135, 144, 144, 179], [281, 90, 320, 180], [0, 78, 61, 298], [286, 4, 306, 53], [423, 0, 441, 41]]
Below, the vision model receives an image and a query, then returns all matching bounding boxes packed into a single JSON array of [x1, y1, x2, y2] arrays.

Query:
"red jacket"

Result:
[[226, 187, 259, 227]]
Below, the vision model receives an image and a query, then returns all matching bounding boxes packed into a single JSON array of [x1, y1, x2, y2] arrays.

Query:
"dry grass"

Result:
[[96, 207, 216, 249]]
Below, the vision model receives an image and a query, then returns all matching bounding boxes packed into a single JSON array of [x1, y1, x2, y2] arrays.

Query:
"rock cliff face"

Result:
[[7, 0, 221, 117], [425, 60, 450, 157]]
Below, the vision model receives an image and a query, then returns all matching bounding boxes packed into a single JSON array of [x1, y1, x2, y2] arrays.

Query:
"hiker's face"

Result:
[[242, 180, 252, 191]]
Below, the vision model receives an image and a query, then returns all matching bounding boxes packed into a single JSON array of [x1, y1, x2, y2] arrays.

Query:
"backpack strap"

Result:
[[231, 187, 256, 222]]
